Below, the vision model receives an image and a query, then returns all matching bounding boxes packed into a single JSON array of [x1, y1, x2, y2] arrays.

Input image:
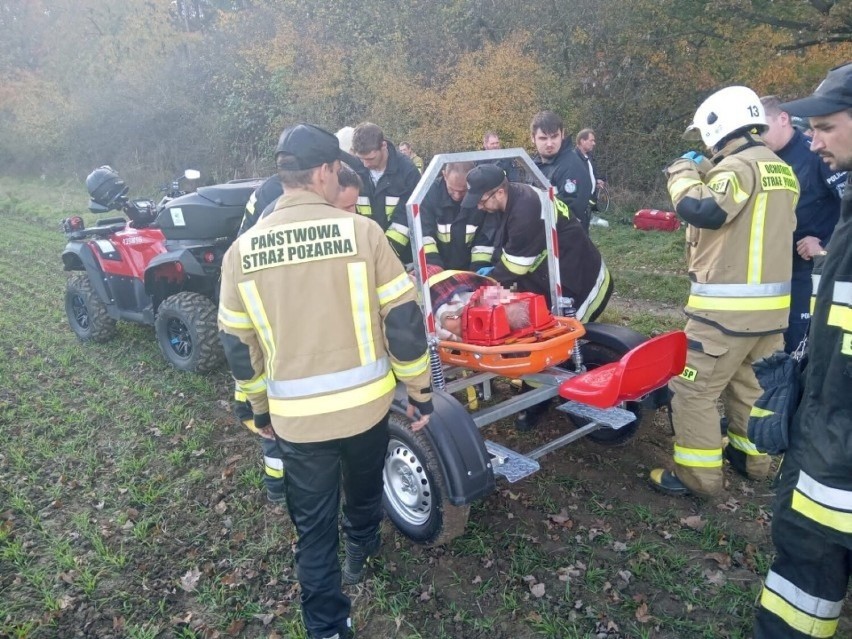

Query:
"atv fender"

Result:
[[61, 242, 118, 318], [392, 384, 495, 506], [581, 322, 672, 410], [144, 249, 207, 293]]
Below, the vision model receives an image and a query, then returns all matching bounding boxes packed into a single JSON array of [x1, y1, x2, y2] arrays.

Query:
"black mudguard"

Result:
[[61, 242, 118, 318], [392, 384, 495, 506], [582, 322, 673, 410]]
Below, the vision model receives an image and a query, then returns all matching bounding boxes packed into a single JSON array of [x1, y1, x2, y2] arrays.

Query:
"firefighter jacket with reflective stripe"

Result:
[[533, 141, 593, 222], [354, 142, 421, 260], [420, 176, 496, 271], [786, 175, 852, 531], [666, 135, 799, 335], [776, 128, 845, 271], [218, 191, 432, 444], [476, 182, 611, 320]]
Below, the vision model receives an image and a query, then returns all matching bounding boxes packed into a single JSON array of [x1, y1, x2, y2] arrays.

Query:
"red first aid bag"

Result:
[[633, 209, 681, 232]]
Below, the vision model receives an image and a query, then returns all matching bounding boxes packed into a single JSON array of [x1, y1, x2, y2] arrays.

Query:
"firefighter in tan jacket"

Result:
[[218, 124, 432, 639], [650, 86, 798, 498]]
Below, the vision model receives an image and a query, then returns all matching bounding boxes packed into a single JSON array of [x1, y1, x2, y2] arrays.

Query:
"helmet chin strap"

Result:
[[712, 128, 765, 157]]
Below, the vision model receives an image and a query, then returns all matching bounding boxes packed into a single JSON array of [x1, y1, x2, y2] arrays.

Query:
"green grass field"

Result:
[[1, 180, 848, 639]]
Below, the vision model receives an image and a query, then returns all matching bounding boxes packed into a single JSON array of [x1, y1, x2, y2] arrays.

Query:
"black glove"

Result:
[[408, 396, 434, 416]]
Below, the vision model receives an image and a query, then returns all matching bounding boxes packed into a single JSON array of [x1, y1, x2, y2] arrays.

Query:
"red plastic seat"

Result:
[[558, 331, 687, 408]]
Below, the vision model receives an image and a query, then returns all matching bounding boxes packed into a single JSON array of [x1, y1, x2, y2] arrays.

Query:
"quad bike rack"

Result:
[[381, 149, 686, 546]]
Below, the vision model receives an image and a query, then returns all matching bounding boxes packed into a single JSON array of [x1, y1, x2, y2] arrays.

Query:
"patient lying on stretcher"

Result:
[[427, 267, 533, 342]]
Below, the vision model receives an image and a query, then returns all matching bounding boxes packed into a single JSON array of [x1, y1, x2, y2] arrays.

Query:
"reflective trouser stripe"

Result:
[[264, 456, 285, 479], [575, 261, 611, 321], [235, 389, 247, 402], [791, 469, 852, 532], [673, 444, 723, 468], [727, 431, 765, 456], [268, 370, 396, 417], [761, 570, 841, 638], [238, 281, 276, 374], [348, 262, 376, 365]]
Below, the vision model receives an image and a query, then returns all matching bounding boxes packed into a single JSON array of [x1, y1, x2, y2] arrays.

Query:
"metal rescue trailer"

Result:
[[381, 149, 686, 545]]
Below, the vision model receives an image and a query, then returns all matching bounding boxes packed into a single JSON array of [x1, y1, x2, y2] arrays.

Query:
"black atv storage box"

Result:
[[156, 180, 263, 241]]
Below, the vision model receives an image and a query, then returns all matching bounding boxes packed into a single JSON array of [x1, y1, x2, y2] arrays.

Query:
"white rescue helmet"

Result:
[[683, 86, 767, 150], [335, 126, 355, 153]]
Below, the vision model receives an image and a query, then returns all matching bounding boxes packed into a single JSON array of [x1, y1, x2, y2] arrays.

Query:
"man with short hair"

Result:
[[398, 141, 424, 172], [419, 161, 494, 271], [351, 122, 421, 262], [760, 94, 846, 352], [530, 111, 594, 232], [481, 130, 522, 182], [754, 62, 852, 639], [576, 128, 608, 227], [218, 123, 433, 639]]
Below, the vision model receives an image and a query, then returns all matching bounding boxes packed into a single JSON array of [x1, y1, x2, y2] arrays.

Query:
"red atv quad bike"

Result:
[[61, 166, 261, 372]]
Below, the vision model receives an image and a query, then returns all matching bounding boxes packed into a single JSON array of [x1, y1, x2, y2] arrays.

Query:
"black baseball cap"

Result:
[[275, 123, 346, 170], [461, 164, 506, 208], [781, 62, 852, 117]]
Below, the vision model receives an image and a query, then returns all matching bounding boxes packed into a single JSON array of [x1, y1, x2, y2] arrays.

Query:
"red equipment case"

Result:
[[633, 209, 681, 232]]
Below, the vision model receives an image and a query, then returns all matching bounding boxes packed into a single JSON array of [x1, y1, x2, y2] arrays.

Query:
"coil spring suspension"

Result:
[[559, 297, 585, 372], [428, 340, 446, 391]]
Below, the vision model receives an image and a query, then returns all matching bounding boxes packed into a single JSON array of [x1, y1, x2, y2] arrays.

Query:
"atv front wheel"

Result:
[[154, 292, 223, 373], [382, 413, 470, 546], [65, 273, 117, 343]]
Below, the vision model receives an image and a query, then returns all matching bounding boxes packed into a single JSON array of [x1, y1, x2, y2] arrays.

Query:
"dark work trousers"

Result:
[[260, 437, 286, 496], [785, 266, 812, 353], [754, 459, 851, 638], [276, 416, 389, 639]]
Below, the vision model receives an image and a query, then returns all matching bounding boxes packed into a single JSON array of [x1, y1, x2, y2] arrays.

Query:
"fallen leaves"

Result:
[[179, 567, 201, 592]]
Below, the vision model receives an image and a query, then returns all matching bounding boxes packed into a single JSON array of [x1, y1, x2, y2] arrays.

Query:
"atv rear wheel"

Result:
[[65, 273, 117, 343], [154, 292, 223, 373], [567, 341, 647, 446], [383, 413, 470, 546]]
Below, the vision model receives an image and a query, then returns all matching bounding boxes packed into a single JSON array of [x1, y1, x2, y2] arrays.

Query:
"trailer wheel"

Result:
[[567, 341, 647, 446], [383, 412, 470, 546]]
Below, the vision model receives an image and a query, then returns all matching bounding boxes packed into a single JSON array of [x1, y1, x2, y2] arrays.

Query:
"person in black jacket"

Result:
[[420, 161, 494, 271], [351, 122, 421, 263], [754, 62, 852, 639], [760, 94, 846, 353], [531, 111, 594, 233]]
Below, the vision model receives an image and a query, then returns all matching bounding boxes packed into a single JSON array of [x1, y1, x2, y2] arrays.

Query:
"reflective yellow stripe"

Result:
[[268, 370, 395, 417], [750, 406, 772, 418], [687, 294, 790, 311], [668, 177, 703, 200], [500, 252, 532, 275], [576, 262, 611, 321], [713, 171, 749, 203], [238, 281, 276, 375], [748, 192, 767, 284], [791, 491, 852, 533], [264, 457, 285, 478], [827, 304, 852, 332], [424, 244, 440, 255], [810, 296, 816, 314], [348, 262, 376, 366], [234, 389, 247, 402], [392, 352, 429, 379], [471, 251, 492, 263], [554, 198, 571, 219], [386, 229, 409, 246], [218, 305, 253, 329], [760, 588, 839, 638], [673, 444, 723, 468], [238, 373, 267, 394], [377, 272, 414, 307], [727, 431, 764, 456], [356, 202, 372, 217]]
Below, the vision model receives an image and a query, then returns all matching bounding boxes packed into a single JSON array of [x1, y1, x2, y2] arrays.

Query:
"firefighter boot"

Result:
[[342, 530, 381, 585], [649, 469, 690, 496]]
